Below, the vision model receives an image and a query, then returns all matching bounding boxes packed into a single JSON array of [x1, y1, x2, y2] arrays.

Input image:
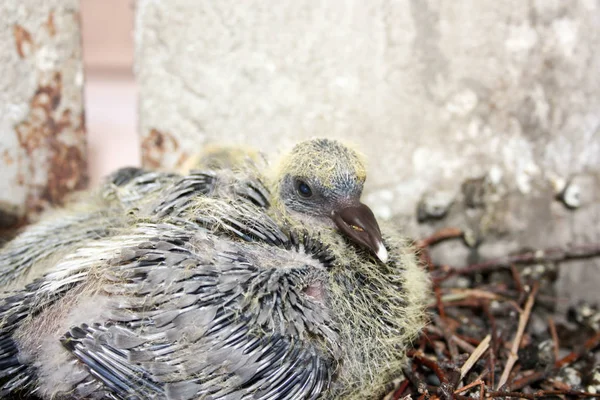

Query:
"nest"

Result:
[[385, 228, 600, 400]]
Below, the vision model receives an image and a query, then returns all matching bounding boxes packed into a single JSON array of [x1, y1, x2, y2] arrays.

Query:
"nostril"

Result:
[[350, 225, 364, 232]]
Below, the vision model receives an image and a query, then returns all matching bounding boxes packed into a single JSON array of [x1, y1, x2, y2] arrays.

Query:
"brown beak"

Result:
[[331, 203, 388, 263]]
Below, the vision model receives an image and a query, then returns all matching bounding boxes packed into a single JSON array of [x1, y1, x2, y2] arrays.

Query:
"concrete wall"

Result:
[[0, 1, 86, 235], [135, 1, 600, 305]]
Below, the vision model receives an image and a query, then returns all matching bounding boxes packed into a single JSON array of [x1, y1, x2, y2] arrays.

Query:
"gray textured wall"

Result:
[[0, 1, 87, 234], [135, 1, 600, 305]]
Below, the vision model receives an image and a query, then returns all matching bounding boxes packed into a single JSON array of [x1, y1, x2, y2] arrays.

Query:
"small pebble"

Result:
[[557, 367, 582, 388], [417, 191, 455, 222], [556, 179, 582, 209], [568, 302, 600, 331], [585, 365, 600, 394]]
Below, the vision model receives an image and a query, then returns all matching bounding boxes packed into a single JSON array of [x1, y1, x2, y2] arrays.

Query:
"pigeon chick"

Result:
[[0, 166, 184, 290], [0, 138, 430, 400], [0, 156, 269, 291]]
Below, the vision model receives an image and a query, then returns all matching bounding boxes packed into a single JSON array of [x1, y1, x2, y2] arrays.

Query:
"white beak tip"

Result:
[[376, 244, 388, 263]]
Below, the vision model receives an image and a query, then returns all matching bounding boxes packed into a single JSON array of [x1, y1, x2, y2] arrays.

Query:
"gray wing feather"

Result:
[[0, 209, 116, 286], [0, 168, 270, 288], [58, 223, 331, 400], [0, 224, 198, 397], [0, 169, 175, 287], [0, 170, 331, 399], [153, 172, 217, 218]]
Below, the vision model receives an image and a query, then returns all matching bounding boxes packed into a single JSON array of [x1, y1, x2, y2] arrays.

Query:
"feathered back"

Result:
[[0, 139, 430, 400]]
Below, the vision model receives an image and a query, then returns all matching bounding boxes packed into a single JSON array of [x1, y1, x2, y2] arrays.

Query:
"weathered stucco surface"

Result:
[[0, 1, 87, 235], [136, 1, 600, 305]]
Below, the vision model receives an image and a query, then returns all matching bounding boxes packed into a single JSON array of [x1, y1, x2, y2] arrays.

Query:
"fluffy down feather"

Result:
[[0, 139, 430, 400]]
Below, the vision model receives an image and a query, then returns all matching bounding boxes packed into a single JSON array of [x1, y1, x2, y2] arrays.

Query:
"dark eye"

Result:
[[296, 180, 313, 198]]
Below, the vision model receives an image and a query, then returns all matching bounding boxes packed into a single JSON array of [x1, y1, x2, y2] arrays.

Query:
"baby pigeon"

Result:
[[0, 138, 430, 400], [0, 167, 177, 290], [0, 154, 268, 290]]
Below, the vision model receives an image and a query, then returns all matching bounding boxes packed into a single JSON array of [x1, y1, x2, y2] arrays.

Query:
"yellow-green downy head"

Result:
[[273, 138, 388, 263]]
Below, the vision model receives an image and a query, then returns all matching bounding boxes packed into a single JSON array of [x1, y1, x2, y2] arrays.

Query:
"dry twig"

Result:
[[460, 334, 490, 380], [402, 234, 600, 400], [497, 282, 539, 390], [416, 227, 464, 248], [555, 330, 600, 369], [436, 243, 600, 282], [547, 317, 559, 362]]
